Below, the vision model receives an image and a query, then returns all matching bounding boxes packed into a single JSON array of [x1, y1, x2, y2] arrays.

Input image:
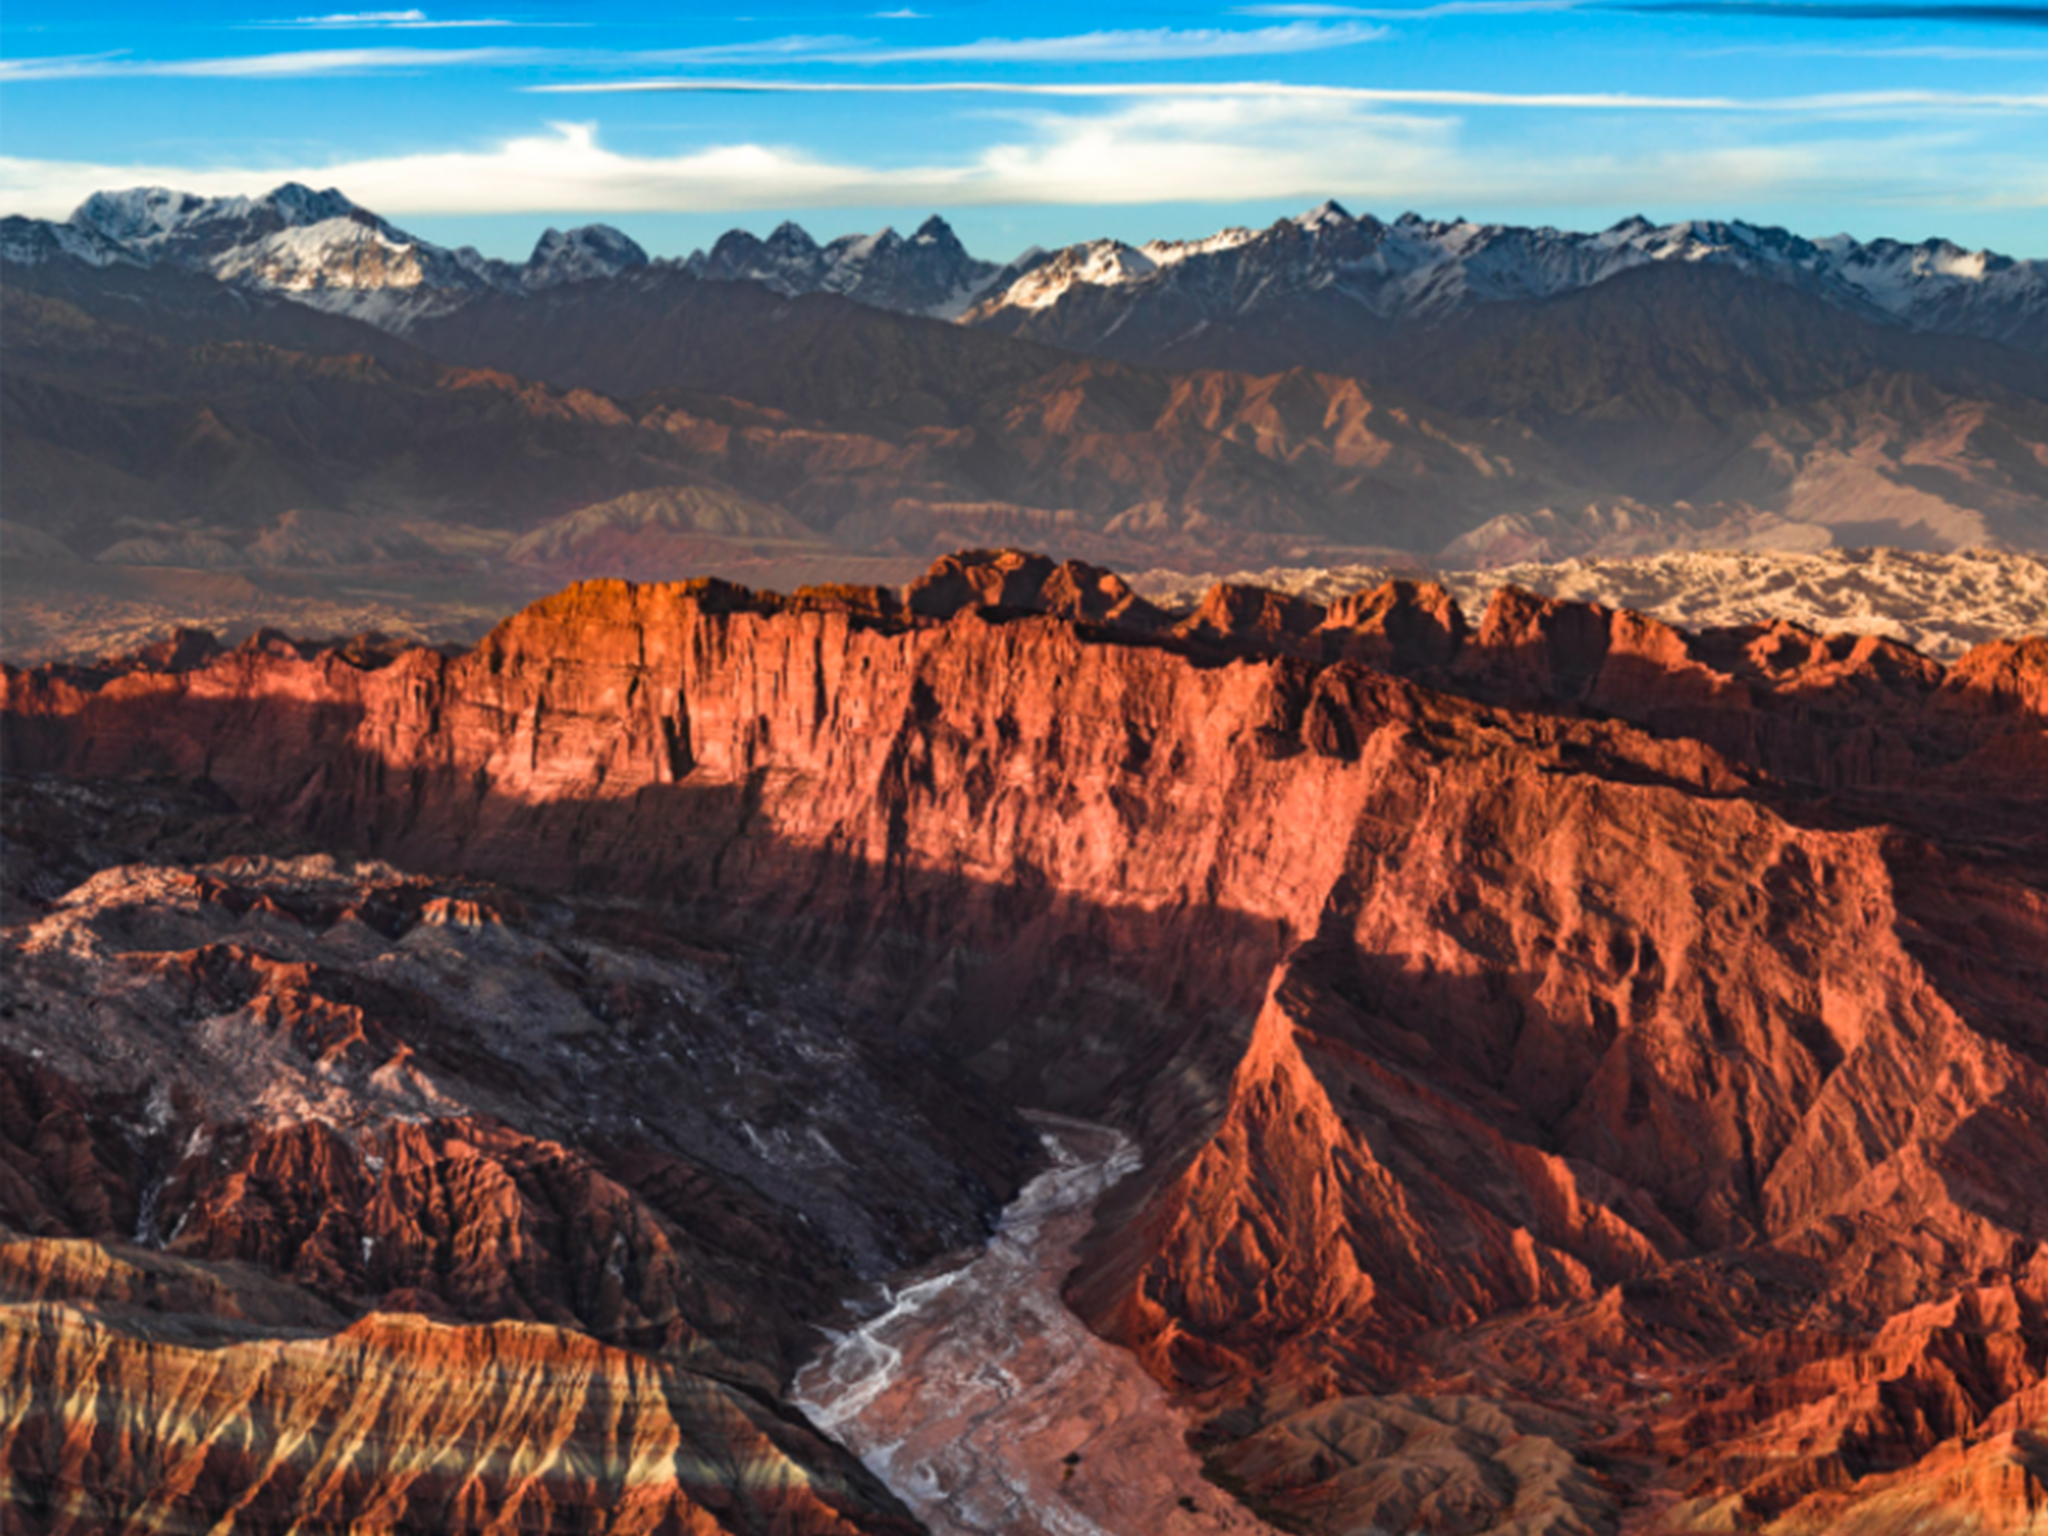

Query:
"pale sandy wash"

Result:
[[795, 1116, 1274, 1536], [1129, 547, 2048, 661]]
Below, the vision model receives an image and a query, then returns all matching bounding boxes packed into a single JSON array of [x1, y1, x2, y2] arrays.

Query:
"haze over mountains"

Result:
[[5, 181, 2048, 661]]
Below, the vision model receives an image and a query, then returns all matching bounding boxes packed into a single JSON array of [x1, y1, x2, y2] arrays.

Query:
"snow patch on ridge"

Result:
[[1127, 548, 2048, 661], [29, 182, 649, 330]]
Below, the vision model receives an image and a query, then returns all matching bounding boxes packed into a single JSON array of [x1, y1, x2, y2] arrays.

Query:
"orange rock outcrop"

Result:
[[2, 1273, 919, 1536], [7, 547, 2048, 1533]]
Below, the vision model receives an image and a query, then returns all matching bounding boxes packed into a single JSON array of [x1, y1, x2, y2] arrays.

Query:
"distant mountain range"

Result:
[[6, 180, 2048, 655], [685, 214, 1004, 320], [2, 185, 652, 330], [0, 184, 998, 330], [965, 200, 2048, 367], [8, 183, 2047, 358]]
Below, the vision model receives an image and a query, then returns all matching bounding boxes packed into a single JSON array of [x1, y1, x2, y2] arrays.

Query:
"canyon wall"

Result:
[[7, 551, 2048, 1533]]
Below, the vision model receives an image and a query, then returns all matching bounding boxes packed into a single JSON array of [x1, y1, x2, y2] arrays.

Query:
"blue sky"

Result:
[[4, 0, 2048, 261]]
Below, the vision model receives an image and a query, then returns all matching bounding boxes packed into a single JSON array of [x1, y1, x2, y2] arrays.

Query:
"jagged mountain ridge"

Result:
[[2, 184, 996, 330], [966, 199, 2048, 364], [1130, 548, 2048, 662], [684, 213, 1002, 319], [10, 236, 2048, 666], [11, 183, 652, 330], [8, 183, 2048, 360], [10, 186, 2048, 666]]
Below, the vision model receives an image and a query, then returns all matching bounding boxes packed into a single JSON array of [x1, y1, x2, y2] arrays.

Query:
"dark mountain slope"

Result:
[[410, 267, 1065, 430]]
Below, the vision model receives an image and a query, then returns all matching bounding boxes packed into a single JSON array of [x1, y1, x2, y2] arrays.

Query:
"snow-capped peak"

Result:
[[17, 183, 2048, 358], [71, 183, 372, 256], [0, 213, 142, 270], [995, 241, 1159, 311], [40, 181, 510, 330], [962, 198, 2048, 356], [765, 221, 821, 255], [69, 187, 217, 249], [691, 212, 1000, 318], [1297, 199, 1355, 232], [522, 224, 648, 289], [260, 182, 365, 227], [830, 228, 899, 266]]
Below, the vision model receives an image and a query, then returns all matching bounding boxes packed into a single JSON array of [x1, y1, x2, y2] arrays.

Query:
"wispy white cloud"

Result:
[[533, 77, 1744, 106], [1235, 2, 1584, 15], [528, 75, 2048, 115], [626, 36, 872, 63], [261, 11, 521, 29], [0, 123, 946, 216], [0, 105, 1448, 215], [0, 36, 873, 81], [870, 7, 925, 15], [828, 22, 1389, 62], [294, 8, 432, 20], [0, 22, 1384, 82], [0, 46, 534, 80], [2, 98, 2041, 222]]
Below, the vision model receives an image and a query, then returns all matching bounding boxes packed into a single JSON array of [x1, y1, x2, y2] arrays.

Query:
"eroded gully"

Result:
[[793, 1113, 1274, 1536]]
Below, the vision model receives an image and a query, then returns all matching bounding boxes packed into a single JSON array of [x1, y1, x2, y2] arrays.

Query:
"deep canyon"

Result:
[[6, 546, 2048, 1534]]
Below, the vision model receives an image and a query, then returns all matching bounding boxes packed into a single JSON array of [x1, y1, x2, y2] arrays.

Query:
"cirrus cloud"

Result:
[[265, 9, 520, 27], [0, 22, 1388, 83], [0, 46, 535, 80], [829, 22, 1389, 61]]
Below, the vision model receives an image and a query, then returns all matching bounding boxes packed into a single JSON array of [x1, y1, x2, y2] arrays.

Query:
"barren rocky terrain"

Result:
[[797, 1118, 1265, 1536], [6, 548, 2048, 1532], [0, 772, 1035, 1534]]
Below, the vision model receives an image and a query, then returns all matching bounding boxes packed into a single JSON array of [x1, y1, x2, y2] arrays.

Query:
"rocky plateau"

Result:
[[5, 546, 2048, 1534]]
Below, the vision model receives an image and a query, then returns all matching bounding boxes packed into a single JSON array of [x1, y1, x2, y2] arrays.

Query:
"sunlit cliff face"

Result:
[[6, 548, 2048, 1534]]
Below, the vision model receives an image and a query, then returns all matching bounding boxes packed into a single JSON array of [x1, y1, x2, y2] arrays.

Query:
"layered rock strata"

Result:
[[4, 1272, 918, 1536], [0, 778, 1033, 1533]]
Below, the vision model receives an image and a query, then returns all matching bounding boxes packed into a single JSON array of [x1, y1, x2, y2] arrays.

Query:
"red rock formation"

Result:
[[0, 831, 1032, 1534], [1177, 582, 1329, 652], [1321, 578, 1467, 670], [1, 1260, 920, 1536], [7, 549, 2048, 1533], [905, 548, 1167, 628]]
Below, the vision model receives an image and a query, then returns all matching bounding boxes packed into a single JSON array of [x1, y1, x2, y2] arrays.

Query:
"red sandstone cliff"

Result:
[[7, 549, 2048, 1534]]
